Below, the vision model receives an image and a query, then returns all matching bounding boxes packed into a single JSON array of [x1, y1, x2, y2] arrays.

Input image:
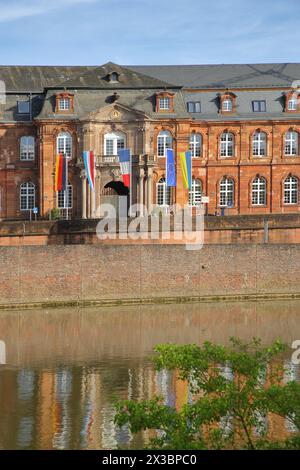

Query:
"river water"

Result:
[[0, 300, 300, 449]]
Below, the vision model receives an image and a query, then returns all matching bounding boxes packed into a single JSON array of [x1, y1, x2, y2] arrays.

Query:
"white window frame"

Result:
[[104, 131, 126, 156], [285, 131, 298, 156], [252, 177, 266, 206], [157, 130, 172, 157], [20, 182, 35, 211], [20, 136, 35, 161], [220, 132, 234, 157], [288, 98, 297, 111], [252, 132, 267, 157], [59, 98, 70, 111], [284, 176, 298, 205], [57, 185, 73, 209], [222, 99, 232, 112], [159, 97, 170, 110], [156, 177, 171, 206], [219, 178, 234, 207], [57, 132, 72, 159], [189, 133, 202, 158], [189, 179, 202, 206]]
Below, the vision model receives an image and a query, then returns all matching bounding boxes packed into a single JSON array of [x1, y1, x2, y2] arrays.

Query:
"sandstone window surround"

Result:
[[104, 131, 126, 156], [251, 176, 267, 206], [285, 90, 300, 113], [20, 182, 35, 211], [252, 131, 267, 157], [156, 177, 171, 206], [219, 177, 234, 207], [220, 132, 234, 158], [189, 179, 202, 206], [57, 132, 72, 159], [284, 131, 299, 156], [55, 92, 74, 113], [20, 136, 35, 161], [157, 130, 173, 157], [283, 175, 299, 205], [189, 133, 202, 157], [219, 92, 236, 114], [155, 92, 175, 113]]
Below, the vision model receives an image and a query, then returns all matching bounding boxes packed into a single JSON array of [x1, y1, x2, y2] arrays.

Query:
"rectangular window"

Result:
[[59, 98, 70, 111], [17, 100, 30, 114], [252, 100, 266, 112], [159, 97, 170, 110], [187, 101, 201, 113], [58, 185, 72, 209]]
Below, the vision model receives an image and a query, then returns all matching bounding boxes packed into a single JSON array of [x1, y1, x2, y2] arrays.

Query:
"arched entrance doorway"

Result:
[[101, 180, 129, 217]]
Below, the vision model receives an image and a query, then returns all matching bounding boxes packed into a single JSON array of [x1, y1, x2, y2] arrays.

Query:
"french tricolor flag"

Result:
[[83, 150, 95, 191], [118, 149, 131, 188]]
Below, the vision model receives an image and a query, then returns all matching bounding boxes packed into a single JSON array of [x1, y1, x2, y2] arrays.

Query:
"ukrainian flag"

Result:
[[179, 151, 192, 189]]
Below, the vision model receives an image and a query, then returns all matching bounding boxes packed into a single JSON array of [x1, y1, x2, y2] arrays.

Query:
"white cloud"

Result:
[[0, 0, 98, 23]]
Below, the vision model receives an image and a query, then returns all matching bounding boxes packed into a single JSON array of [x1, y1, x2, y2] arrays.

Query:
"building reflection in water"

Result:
[[0, 300, 300, 449]]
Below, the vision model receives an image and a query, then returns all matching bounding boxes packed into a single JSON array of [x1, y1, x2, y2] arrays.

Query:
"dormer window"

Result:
[[55, 92, 74, 113], [288, 99, 297, 111], [285, 90, 300, 112], [109, 72, 119, 82], [156, 92, 175, 113], [220, 92, 236, 114]]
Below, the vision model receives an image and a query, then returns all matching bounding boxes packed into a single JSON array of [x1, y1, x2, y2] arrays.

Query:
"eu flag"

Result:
[[166, 148, 176, 187]]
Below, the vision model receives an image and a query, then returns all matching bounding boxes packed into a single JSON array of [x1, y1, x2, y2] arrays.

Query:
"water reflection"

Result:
[[0, 299, 300, 449]]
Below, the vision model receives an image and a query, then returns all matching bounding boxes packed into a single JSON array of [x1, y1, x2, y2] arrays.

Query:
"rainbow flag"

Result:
[[179, 151, 192, 189], [83, 150, 95, 191], [55, 153, 68, 192]]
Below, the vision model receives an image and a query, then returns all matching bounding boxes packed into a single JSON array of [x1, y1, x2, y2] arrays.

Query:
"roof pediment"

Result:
[[82, 102, 150, 122]]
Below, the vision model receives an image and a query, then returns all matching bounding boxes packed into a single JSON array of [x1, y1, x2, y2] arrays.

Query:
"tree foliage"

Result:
[[114, 338, 300, 450]]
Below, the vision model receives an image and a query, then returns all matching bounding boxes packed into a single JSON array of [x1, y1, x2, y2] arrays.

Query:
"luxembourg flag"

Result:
[[83, 150, 95, 191], [117, 149, 131, 188]]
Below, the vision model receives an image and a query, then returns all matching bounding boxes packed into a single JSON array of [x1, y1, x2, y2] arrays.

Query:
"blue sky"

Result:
[[0, 0, 299, 65]]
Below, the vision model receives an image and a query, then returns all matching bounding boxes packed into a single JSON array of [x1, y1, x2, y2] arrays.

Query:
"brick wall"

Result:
[[0, 244, 300, 307]]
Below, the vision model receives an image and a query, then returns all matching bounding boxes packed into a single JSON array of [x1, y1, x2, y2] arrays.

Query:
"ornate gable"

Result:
[[82, 103, 149, 122]]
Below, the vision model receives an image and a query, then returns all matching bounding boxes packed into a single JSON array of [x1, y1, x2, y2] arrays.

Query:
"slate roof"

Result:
[[128, 63, 300, 89], [36, 88, 188, 120], [58, 62, 177, 89]]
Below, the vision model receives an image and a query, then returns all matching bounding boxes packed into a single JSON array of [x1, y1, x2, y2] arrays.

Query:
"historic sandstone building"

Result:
[[1, 62, 300, 220]]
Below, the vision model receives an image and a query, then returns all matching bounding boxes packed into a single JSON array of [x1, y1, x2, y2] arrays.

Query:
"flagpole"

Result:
[[64, 153, 68, 220], [129, 150, 132, 218]]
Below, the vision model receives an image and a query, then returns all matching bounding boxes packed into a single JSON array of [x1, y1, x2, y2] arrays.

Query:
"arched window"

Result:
[[222, 99, 232, 112], [189, 179, 202, 206], [252, 177, 266, 206], [285, 131, 298, 156], [219, 177, 234, 207], [20, 182, 35, 211], [189, 133, 202, 158], [252, 131, 267, 157], [104, 131, 126, 155], [57, 185, 73, 209], [156, 177, 171, 206], [20, 136, 35, 161], [157, 130, 172, 157], [284, 176, 298, 205], [220, 132, 234, 157], [57, 132, 72, 158]]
